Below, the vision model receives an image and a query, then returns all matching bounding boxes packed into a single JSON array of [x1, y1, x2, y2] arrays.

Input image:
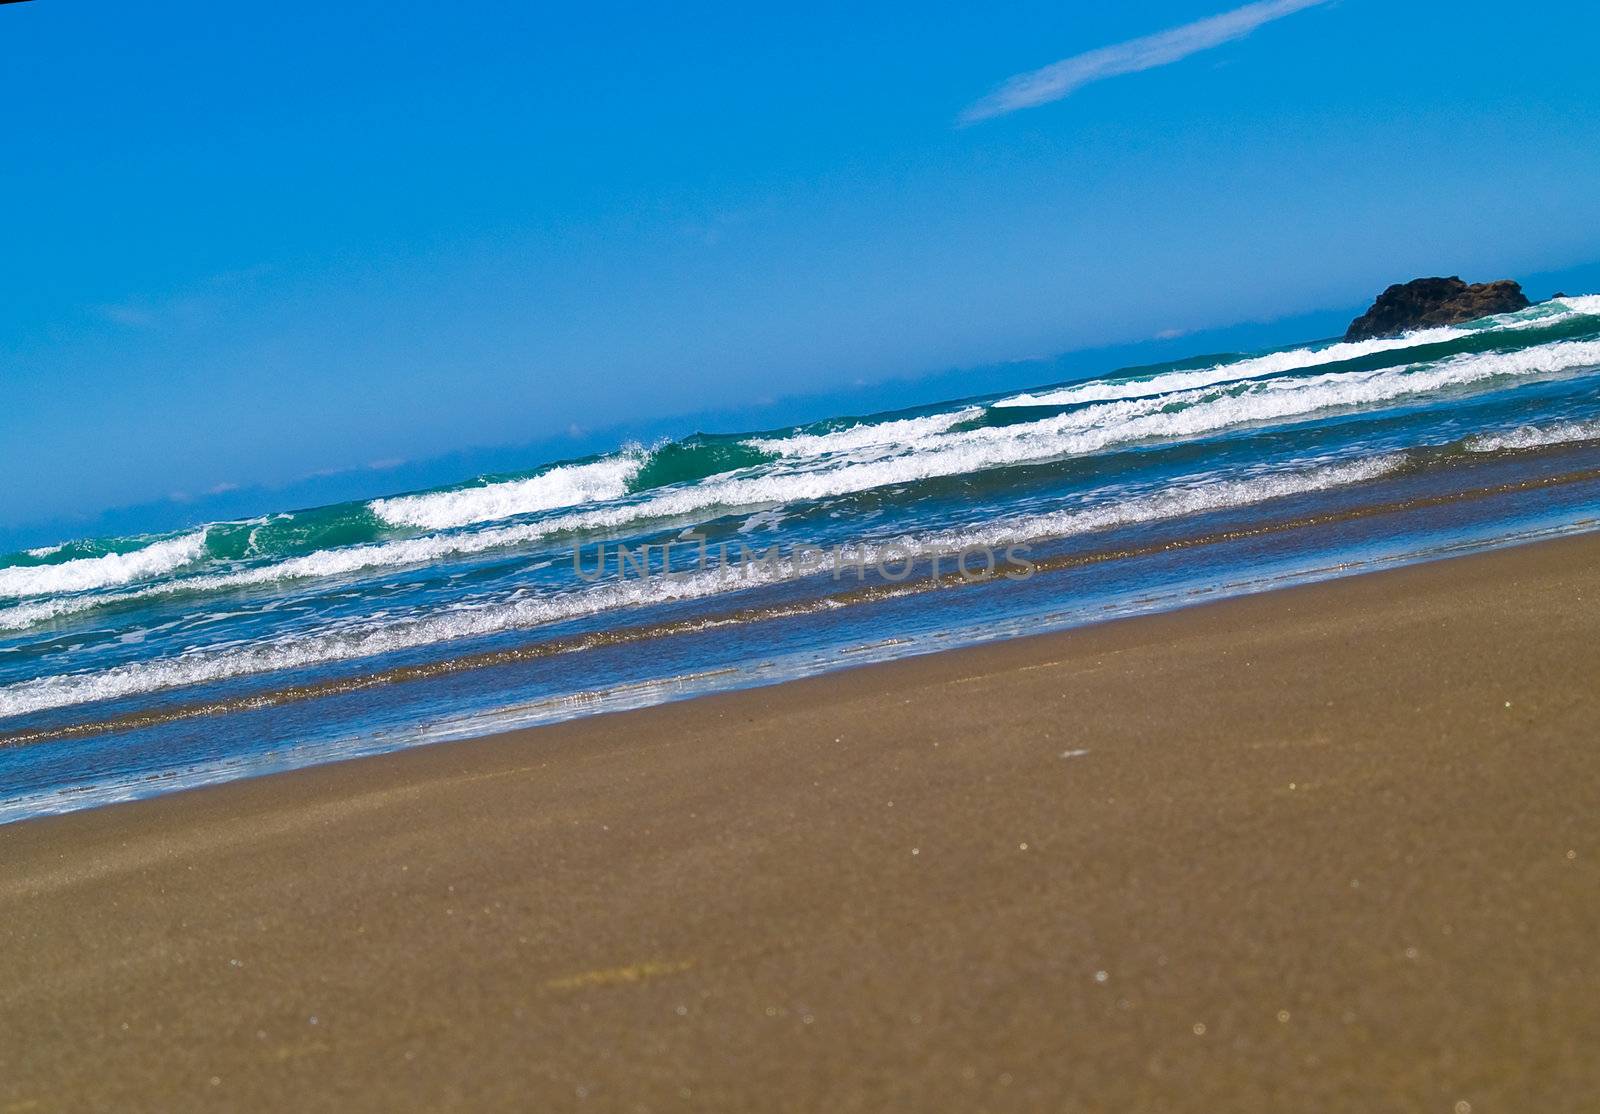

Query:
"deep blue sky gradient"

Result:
[[5, 0, 1600, 544]]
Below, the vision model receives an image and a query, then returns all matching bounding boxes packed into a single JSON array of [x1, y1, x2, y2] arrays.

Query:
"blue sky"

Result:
[[5, 0, 1600, 544]]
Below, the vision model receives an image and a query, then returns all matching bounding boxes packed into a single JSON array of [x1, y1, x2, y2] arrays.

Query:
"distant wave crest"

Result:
[[0, 533, 207, 601], [0, 454, 1404, 719], [5, 302, 1599, 630], [370, 455, 644, 530]]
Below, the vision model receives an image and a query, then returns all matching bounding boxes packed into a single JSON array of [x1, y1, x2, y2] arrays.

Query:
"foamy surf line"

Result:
[[0, 532, 207, 600], [13, 459, 1600, 750], [370, 454, 646, 531], [747, 408, 986, 458], [0, 455, 1404, 719], [6, 335, 1600, 631], [992, 296, 1600, 409], [1466, 418, 1600, 453]]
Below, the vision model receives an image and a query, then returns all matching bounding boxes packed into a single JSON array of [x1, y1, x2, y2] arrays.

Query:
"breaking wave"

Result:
[[995, 299, 1600, 410], [1465, 418, 1600, 453], [0, 454, 1403, 719], [370, 454, 645, 530], [0, 533, 207, 601], [4, 328, 1599, 631]]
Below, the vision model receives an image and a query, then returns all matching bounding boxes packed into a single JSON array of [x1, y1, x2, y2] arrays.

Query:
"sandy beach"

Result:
[[4, 533, 1598, 1112]]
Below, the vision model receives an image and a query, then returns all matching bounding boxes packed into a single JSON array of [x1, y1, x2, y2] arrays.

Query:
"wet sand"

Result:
[[3, 533, 1598, 1112]]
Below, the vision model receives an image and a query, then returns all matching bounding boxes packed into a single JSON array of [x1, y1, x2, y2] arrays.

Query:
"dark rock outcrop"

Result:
[[1344, 277, 1529, 341]]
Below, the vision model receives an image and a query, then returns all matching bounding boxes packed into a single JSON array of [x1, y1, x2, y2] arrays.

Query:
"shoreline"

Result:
[[9, 458, 1600, 756], [5, 533, 1599, 1109]]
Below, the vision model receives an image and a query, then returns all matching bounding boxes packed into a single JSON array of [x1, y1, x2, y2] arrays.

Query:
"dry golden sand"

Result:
[[3, 534, 1599, 1112]]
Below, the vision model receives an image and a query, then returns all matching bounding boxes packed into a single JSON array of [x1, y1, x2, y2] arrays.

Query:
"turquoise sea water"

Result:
[[5, 296, 1600, 822]]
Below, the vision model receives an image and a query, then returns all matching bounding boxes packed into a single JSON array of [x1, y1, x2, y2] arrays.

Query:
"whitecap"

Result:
[[1465, 418, 1600, 453], [0, 532, 208, 601], [0, 454, 1403, 719], [370, 455, 644, 531]]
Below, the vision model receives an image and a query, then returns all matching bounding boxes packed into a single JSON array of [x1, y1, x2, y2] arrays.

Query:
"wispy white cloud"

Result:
[[960, 0, 1332, 124]]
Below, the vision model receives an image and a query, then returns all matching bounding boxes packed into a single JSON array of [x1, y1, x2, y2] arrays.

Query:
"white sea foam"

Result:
[[748, 409, 985, 458], [370, 455, 644, 531], [734, 339, 1600, 500], [1006, 339, 1600, 451], [995, 329, 1467, 409], [6, 337, 1598, 633], [1, 527, 574, 631], [0, 597, 88, 630], [0, 533, 207, 601], [1465, 418, 1600, 453], [1552, 294, 1600, 316], [994, 299, 1600, 410], [902, 454, 1403, 555], [0, 456, 1401, 719]]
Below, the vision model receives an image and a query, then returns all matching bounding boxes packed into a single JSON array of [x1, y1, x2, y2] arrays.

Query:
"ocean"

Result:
[[5, 296, 1600, 823]]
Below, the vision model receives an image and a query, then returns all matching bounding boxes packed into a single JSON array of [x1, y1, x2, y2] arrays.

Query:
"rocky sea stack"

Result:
[[1344, 276, 1530, 342]]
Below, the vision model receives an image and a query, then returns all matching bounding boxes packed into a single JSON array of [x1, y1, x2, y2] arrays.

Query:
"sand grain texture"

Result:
[[4, 535, 1599, 1111]]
